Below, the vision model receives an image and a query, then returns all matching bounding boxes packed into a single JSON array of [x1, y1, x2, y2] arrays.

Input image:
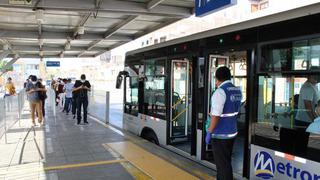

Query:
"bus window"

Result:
[[145, 59, 166, 76], [143, 59, 166, 119], [255, 37, 320, 161], [259, 38, 320, 72]]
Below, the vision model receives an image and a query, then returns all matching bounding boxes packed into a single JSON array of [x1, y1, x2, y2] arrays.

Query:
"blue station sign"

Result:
[[195, 0, 237, 17], [46, 61, 60, 67]]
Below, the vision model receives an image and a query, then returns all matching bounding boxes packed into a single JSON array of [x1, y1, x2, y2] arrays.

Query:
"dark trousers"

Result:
[[77, 97, 88, 123], [72, 96, 77, 115], [64, 97, 72, 113], [41, 99, 45, 117], [55, 91, 59, 106], [212, 138, 235, 180]]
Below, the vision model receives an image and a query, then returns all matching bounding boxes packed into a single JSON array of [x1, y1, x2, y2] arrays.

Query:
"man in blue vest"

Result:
[[206, 66, 242, 180]]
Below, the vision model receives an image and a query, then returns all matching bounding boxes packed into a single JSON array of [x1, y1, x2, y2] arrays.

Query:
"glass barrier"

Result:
[[0, 90, 26, 141], [89, 89, 107, 122], [89, 89, 123, 128]]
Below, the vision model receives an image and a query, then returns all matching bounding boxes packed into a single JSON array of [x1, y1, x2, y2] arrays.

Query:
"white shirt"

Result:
[[210, 80, 232, 116], [63, 83, 74, 98], [296, 81, 319, 122]]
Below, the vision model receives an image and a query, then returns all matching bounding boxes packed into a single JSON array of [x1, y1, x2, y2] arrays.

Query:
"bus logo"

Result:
[[254, 151, 275, 179]]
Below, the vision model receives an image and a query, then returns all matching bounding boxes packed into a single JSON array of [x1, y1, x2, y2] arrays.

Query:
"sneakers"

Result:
[[73, 115, 76, 119], [84, 122, 89, 125]]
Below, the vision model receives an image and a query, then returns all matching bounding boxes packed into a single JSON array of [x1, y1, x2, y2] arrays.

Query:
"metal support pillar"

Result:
[[105, 91, 110, 124]]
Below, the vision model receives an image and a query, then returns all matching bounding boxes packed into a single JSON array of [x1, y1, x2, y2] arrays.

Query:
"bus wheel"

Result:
[[144, 132, 159, 145]]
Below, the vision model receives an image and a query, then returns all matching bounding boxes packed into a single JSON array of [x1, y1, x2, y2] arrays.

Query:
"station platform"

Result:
[[0, 103, 216, 180]]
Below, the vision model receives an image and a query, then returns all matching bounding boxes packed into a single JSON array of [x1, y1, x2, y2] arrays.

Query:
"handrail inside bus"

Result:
[[172, 95, 186, 109], [172, 107, 188, 122]]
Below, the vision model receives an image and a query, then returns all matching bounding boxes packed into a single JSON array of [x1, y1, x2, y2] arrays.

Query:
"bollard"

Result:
[[105, 91, 110, 124], [52, 89, 56, 117], [18, 92, 21, 127]]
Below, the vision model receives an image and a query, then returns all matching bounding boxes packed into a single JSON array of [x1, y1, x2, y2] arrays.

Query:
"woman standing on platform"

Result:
[[37, 78, 47, 118]]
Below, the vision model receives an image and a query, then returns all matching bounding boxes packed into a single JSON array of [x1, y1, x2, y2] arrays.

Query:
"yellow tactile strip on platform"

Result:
[[44, 159, 127, 171], [104, 142, 199, 180]]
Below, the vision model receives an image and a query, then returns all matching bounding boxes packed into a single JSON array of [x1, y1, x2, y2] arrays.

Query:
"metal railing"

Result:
[[0, 90, 26, 143]]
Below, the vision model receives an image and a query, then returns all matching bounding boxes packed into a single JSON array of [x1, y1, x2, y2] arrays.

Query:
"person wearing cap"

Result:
[[206, 66, 242, 180]]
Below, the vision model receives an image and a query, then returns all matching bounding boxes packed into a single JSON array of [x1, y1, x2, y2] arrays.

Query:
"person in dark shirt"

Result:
[[73, 74, 91, 125]]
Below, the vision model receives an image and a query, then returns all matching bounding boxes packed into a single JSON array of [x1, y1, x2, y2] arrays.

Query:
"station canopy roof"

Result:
[[0, 0, 194, 59]]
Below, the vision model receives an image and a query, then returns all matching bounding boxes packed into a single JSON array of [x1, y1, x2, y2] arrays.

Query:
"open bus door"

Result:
[[204, 55, 229, 158], [169, 59, 193, 153]]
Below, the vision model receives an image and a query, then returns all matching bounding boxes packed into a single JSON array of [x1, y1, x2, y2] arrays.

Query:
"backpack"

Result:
[[36, 82, 47, 100], [9, 85, 16, 95], [39, 91, 47, 100]]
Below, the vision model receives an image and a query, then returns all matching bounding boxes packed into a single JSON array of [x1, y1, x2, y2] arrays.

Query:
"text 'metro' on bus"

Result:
[[116, 4, 320, 179]]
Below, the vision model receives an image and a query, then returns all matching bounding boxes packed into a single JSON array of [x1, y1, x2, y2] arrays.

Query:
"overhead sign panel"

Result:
[[46, 61, 60, 67], [195, 0, 237, 17]]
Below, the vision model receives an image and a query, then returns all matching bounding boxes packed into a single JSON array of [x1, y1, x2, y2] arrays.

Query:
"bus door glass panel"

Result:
[[208, 55, 229, 94], [207, 55, 229, 116], [228, 52, 248, 133], [229, 53, 247, 102], [170, 60, 190, 138]]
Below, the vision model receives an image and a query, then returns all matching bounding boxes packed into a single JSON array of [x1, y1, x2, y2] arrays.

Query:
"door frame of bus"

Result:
[[170, 59, 190, 140], [201, 50, 255, 179], [244, 49, 256, 178], [205, 54, 229, 149], [167, 56, 198, 156]]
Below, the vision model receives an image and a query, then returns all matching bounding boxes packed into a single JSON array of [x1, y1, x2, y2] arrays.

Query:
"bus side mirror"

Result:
[[116, 74, 123, 89], [116, 71, 129, 89]]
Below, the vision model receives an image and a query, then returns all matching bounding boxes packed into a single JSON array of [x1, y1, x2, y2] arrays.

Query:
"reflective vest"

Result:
[[213, 82, 242, 139]]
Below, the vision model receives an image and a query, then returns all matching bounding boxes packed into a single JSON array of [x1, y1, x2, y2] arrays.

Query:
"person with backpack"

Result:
[[36, 78, 47, 118], [26, 75, 46, 126]]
